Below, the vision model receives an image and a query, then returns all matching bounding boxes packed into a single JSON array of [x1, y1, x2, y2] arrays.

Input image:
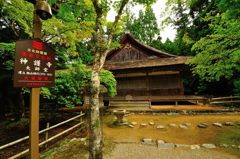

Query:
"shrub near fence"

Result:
[[0, 112, 85, 159]]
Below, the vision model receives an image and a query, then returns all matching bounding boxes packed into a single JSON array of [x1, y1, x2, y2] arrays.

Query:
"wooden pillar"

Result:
[[30, 3, 42, 159], [30, 88, 40, 159]]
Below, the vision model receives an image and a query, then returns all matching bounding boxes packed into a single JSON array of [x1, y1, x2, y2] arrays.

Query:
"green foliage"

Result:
[[233, 79, 240, 96], [189, 17, 240, 82], [45, 70, 82, 108], [41, 63, 117, 108], [100, 69, 117, 97], [125, 6, 160, 45]]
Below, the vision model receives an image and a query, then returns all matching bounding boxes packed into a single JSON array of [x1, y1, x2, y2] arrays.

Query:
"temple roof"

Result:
[[105, 33, 191, 71]]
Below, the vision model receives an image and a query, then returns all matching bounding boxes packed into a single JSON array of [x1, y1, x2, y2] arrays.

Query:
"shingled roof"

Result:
[[105, 33, 191, 70]]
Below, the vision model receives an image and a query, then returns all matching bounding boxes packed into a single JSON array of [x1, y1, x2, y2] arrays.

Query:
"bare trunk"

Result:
[[88, 67, 103, 159]]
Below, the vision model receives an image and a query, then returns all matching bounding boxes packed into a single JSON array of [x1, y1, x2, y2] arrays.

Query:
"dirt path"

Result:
[[104, 143, 239, 159]]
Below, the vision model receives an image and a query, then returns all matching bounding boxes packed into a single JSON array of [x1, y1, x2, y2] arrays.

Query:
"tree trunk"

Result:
[[88, 67, 103, 159]]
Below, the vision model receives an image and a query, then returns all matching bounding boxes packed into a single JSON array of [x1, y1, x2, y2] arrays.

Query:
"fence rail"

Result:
[[0, 112, 85, 159], [210, 96, 240, 104]]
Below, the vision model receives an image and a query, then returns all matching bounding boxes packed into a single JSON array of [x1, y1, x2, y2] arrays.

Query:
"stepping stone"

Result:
[[219, 144, 229, 148], [149, 122, 155, 125], [202, 144, 216, 149], [142, 138, 154, 145], [140, 123, 147, 127], [169, 123, 177, 127], [190, 145, 200, 150], [156, 125, 165, 129], [213, 122, 222, 127], [157, 140, 165, 145], [128, 124, 134, 128], [197, 123, 208, 128], [158, 143, 175, 149], [175, 144, 190, 148], [179, 124, 188, 129]]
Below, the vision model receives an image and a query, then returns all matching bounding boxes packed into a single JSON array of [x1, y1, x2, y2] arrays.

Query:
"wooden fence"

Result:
[[210, 96, 240, 105], [0, 112, 85, 159]]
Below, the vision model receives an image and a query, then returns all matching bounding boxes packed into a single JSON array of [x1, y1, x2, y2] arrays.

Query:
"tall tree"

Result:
[[125, 5, 160, 45], [188, 0, 240, 83], [88, 1, 156, 158]]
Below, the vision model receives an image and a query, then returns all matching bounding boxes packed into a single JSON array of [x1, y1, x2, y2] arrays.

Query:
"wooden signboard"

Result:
[[14, 39, 55, 87]]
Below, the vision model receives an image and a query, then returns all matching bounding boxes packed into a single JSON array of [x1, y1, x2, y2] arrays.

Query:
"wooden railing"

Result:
[[0, 112, 85, 159], [210, 96, 240, 104]]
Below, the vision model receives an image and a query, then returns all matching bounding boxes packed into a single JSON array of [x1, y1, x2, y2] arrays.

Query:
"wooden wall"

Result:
[[115, 74, 184, 97]]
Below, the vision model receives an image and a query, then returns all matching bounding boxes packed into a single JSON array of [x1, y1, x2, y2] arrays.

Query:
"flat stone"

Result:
[[140, 123, 147, 127], [219, 144, 229, 148], [213, 122, 222, 127], [131, 122, 137, 125], [149, 122, 155, 125], [169, 123, 177, 127], [202, 144, 216, 149], [142, 138, 154, 145], [175, 144, 190, 148], [179, 124, 188, 129], [128, 124, 134, 128], [156, 140, 165, 145], [158, 143, 175, 149], [190, 145, 200, 150], [156, 125, 165, 129], [197, 123, 208, 128], [224, 122, 235, 126]]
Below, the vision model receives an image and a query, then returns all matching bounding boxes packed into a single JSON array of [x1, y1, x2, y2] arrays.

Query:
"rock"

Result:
[[169, 123, 177, 127], [202, 144, 216, 149], [142, 138, 154, 145], [131, 122, 137, 125], [224, 122, 235, 126], [175, 144, 190, 148], [197, 123, 208, 128], [140, 123, 147, 127], [179, 124, 188, 129], [128, 124, 134, 128], [156, 140, 165, 145], [156, 125, 165, 129], [213, 122, 222, 127], [219, 144, 228, 148], [190, 145, 200, 150], [231, 145, 237, 148], [149, 122, 155, 125], [238, 145, 240, 149], [158, 143, 175, 149]]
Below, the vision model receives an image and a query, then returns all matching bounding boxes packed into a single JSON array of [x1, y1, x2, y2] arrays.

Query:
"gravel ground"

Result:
[[104, 143, 239, 159]]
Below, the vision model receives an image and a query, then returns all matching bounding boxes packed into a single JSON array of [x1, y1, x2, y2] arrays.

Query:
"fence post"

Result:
[[45, 122, 50, 148]]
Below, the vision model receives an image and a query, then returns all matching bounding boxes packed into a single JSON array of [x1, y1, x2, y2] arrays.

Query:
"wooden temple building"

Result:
[[103, 33, 192, 106]]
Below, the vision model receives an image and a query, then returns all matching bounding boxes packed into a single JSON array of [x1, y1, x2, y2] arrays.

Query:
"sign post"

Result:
[[13, 7, 55, 159]]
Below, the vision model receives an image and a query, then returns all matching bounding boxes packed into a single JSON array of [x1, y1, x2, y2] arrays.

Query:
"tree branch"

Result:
[[107, 0, 129, 43]]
